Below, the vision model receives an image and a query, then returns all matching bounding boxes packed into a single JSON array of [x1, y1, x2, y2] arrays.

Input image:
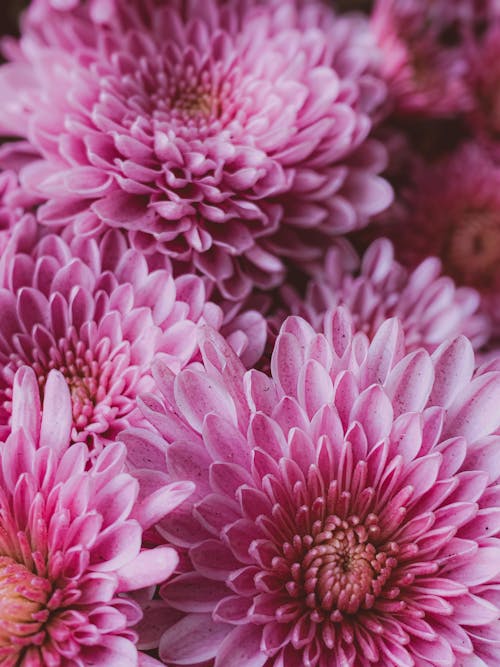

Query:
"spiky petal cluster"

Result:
[[388, 142, 500, 335], [276, 238, 490, 352], [0, 0, 391, 299], [372, 0, 472, 116], [130, 313, 500, 666], [0, 216, 264, 447], [0, 365, 192, 666]]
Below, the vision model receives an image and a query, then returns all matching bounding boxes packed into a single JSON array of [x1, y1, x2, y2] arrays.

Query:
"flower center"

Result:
[[149, 56, 228, 131], [0, 556, 51, 651], [443, 209, 500, 289], [170, 79, 219, 119], [32, 339, 107, 434], [285, 515, 398, 621]]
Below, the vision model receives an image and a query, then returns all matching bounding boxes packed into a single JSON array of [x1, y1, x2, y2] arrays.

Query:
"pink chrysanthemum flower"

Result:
[[130, 314, 500, 666], [372, 0, 473, 116], [0, 0, 391, 299], [467, 19, 500, 149], [0, 216, 265, 447], [0, 365, 192, 665], [275, 238, 490, 352], [388, 142, 500, 336]]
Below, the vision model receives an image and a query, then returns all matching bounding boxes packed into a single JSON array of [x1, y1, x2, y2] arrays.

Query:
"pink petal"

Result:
[[445, 372, 500, 443], [190, 539, 241, 580], [161, 572, 228, 612], [117, 547, 178, 592], [385, 350, 434, 417], [159, 614, 230, 665], [11, 366, 41, 440], [215, 624, 266, 667], [39, 370, 72, 457], [350, 384, 394, 447], [429, 336, 474, 409], [174, 369, 237, 432]]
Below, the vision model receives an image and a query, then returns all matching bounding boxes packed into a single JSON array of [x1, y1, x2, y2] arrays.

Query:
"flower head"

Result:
[[0, 365, 191, 665], [132, 313, 500, 666], [372, 0, 472, 116], [275, 238, 490, 352], [0, 0, 391, 299], [388, 142, 500, 336], [0, 216, 265, 448], [467, 19, 500, 149]]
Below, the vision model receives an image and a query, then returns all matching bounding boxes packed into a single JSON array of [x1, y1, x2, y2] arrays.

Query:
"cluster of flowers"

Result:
[[0, 0, 500, 665]]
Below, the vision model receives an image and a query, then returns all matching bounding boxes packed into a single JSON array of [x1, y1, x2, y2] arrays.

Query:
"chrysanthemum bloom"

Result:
[[372, 0, 473, 116], [274, 238, 490, 352], [0, 365, 192, 665], [467, 19, 500, 150], [0, 215, 265, 447], [388, 142, 500, 336], [131, 314, 500, 665], [0, 0, 391, 300]]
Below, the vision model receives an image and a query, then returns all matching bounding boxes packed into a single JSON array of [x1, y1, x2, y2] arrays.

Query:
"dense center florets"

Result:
[[147, 50, 232, 135], [287, 513, 398, 619], [0, 556, 50, 653], [42, 339, 109, 431], [6, 329, 121, 441], [444, 208, 500, 288]]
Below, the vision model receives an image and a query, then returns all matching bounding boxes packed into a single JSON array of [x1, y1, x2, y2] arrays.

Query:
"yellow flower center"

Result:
[[0, 556, 51, 652]]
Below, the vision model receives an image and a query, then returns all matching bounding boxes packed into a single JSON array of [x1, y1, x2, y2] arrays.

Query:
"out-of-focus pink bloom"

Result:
[[467, 19, 500, 150], [0, 216, 265, 448], [0, 0, 391, 299], [128, 315, 500, 666], [372, 0, 473, 116], [0, 365, 192, 665], [275, 238, 490, 352], [388, 142, 500, 336], [29, 0, 116, 22]]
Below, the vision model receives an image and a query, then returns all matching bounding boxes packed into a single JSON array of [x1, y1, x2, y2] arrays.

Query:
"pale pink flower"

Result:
[[388, 142, 500, 336], [0, 364, 192, 665], [130, 313, 500, 666], [0, 216, 265, 448], [0, 0, 391, 299], [29, 0, 116, 22], [466, 18, 500, 151], [372, 0, 473, 116], [276, 238, 490, 352]]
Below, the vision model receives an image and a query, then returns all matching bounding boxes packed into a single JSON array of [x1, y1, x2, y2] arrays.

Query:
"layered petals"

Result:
[[130, 311, 500, 665], [0, 0, 392, 298]]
